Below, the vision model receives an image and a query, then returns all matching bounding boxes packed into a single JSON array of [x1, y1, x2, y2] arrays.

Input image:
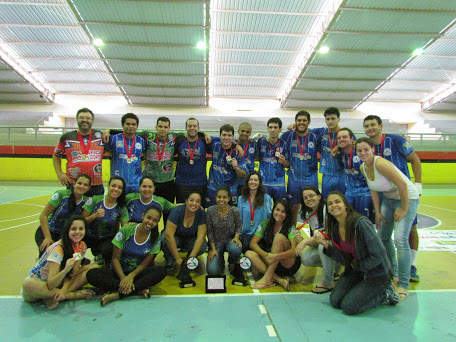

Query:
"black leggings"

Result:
[[86, 266, 167, 294], [35, 227, 60, 258]]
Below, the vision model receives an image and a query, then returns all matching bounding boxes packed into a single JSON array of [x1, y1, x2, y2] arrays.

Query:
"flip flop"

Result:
[[311, 285, 334, 294], [251, 282, 276, 289], [398, 292, 409, 301]]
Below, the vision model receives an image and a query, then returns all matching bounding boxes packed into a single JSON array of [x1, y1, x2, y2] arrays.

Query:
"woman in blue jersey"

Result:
[[82, 176, 129, 266], [237, 171, 273, 252], [295, 186, 340, 294], [23, 216, 97, 310], [86, 206, 167, 306], [35, 174, 91, 257], [162, 192, 208, 271], [246, 199, 300, 290], [126, 176, 174, 224]]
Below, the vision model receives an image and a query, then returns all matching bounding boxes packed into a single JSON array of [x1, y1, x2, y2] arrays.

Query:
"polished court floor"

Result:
[[1, 181, 455, 342]]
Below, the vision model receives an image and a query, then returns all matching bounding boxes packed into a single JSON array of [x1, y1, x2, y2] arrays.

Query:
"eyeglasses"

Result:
[[303, 193, 317, 201]]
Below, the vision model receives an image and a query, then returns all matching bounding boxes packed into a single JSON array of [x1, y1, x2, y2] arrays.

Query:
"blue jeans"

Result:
[[206, 240, 242, 276], [161, 232, 208, 264], [378, 197, 419, 289]]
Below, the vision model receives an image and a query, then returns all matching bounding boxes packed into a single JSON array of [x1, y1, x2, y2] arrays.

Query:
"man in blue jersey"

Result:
[[206, 124, 247, 207], [337, 127, 375, 223], [281, 111, 319, 225], [235, 122, 257, 195], [313, 107, 346, 199], [364, 115, 422, 282], [256, 118, 289, 203], [105, 113, 146, 194], [175, 117, 211, 204]]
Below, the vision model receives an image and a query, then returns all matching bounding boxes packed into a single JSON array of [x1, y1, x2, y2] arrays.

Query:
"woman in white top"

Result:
[[356, 137, 419, 301]]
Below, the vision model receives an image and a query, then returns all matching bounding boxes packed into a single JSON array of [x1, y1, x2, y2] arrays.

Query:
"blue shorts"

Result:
[[346, 194, 375, 224], [321, 174, 345, 199], [206, 186, 239, 208], [287, 174, 318, 205], [264, 184, 287, 204]]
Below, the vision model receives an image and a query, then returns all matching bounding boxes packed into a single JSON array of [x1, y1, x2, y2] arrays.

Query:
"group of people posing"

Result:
[[22, 106, 422, 315]]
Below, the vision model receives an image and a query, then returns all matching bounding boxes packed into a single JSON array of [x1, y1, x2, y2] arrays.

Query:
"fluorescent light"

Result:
[[412, 48, 424, 56], [92, 38, 104, 46], [319, 46, 330, 54], [196, 41, 206, 50]]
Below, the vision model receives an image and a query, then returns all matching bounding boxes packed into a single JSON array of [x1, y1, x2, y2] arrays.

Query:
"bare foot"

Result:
[[140, 288, 151, 299], [277, 277, 290, 291], [251, 282, 276, 289], [67, 289, 96, 300], [100, 292, 120, 306], [44, 298, 59, 310]]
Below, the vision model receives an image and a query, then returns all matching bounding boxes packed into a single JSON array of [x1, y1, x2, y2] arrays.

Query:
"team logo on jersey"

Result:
[[162, 162, 173, 173], [321, 159, 326, 166], [51, 193, 60, 201], [135, 143, 142, 149], [213, 151, 219, 159], [115, 232, 123, 241], [168, 134, 173, 140], [353, 156, 360, 163], [85, 198, 93, 206], [93, 163, 102, 175], [384, 148, 392, 156], [249, 147, 255, 154], [94, 132, 102, 139], [116, 141, 124, 148], [143, 248, 151, 255], [308, 141, 315, 149]]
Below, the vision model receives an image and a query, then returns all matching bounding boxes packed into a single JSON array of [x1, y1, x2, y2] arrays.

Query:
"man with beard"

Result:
[[281, 111, 319, 224], [53, 108, 105, 197]]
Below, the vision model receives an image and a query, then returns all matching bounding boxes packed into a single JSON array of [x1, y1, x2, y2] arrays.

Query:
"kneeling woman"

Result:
[[162, 192, 208, 271], [86, 206, 167, 306], [206, 186, 243, 276], [246, 199, 300, 290], [314, 191, 398, 315], [22, 216, 97, 310]]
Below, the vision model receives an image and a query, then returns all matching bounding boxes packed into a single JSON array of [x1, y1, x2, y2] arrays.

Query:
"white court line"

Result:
[[0, 203, 44, 208], [0, 221, 38, 232], [266, 325, 277, 337], [420, 204, 456, 214], [258, 304, 267, 314], [0, 213, 40, 222], [246, 271, 260, 294], [0, 194, 53, 205]]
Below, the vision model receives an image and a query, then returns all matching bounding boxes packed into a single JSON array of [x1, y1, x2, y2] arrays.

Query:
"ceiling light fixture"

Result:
[[92, 38, 104, 46], [412, 48, 424, 56], [319, 46, 330, 54], [196, 41, 206, 50]]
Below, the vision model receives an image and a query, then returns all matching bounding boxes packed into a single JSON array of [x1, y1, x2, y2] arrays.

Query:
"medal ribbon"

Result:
[[328, 129, 339, 149], [347, 148, 354, 172], [248, 194, 255, 223], [156, 136, 167, 160], [122, 133, 136, 160], [378, 134, 386, 157], [77, 130, 93, 156], [296, 211, 317, 230], [268, 139, 280, 154], [243, 140, 249, 155], [297, 132, 309, 157], [187, 136, 198, 162], [224, 146, 233, 158]]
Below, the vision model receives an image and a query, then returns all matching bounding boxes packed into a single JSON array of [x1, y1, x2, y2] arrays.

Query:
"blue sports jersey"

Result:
[[340, 148, 370, 197], [256, 137, 288, 186], [235, 139, 257, 186], [175, 136, 208, 187], [47, 189, 87, 234], [207, 142, 247, 191], [312, 127, 344, 176], [374, 134, 413, 179], [126, 193, 174, 223], [106, 133, 146, 192], [281, 130, 318, 181]]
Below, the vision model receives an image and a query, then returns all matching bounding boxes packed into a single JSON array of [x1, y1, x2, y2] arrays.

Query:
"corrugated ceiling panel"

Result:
[[107, 61, 205, 75], [284, 99, 359, 109], [407, 56, 456, 70], [212, 88, 279, 98], [302, 66, 396, 79], [289, 89, 371, 101], [99, 45, 204, 61], [426, 103, 456, 111], [86, 25, 203, 45], [213, 78, 284, 88], [214, 50, 296, 65], [38, 71, 114, 83], [122, 86, 206, 97], [333, 10, 454, 33], [346, 0, 456, 11], [73, 0, 203, 25], [0, 93, 48, 103], [381, 80, 449, 93], [0, 4, 77, 25], [0, 61, 9, 70], [296, 79, 381, 90], [369, 91, 432, 101], [216, 0, 327, 12], [321, 33, 434, 52], [0, 70, 27, 82], [52, 83, 120, 93], [424, 40, 456, 56], [0, 27, 89, 44], [8, 44, 100, 59], [213, 12, 317, 33], [213, 64, 289, 77], [213, 33, 306, 50], [115, 75, 205, 87], [22, 59, 108, 72], [129, 96, 206, 106], [394, 69, 456, 82], [311, 52, 407, 67], [0, 83, 39, 93], [441, 93, 456, 103]]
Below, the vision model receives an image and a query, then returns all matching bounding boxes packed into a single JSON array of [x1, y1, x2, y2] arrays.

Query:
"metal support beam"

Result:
[[211, 9, 324, 16], [339, 6, 456, 14]]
